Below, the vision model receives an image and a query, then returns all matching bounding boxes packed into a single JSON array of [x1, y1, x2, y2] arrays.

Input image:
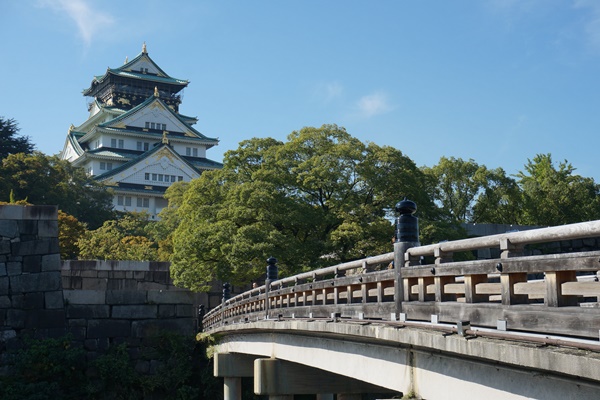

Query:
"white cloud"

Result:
[[39, 0, 115, 47], [356, 92, 392, 118]]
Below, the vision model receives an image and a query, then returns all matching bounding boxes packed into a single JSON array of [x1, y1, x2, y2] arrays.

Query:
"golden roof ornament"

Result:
[[124, 56, 128, 64], [162, 131, 169, 145], [154, 86, 159, 97], [142, 42, 147, 54], [69, 124, 75, 132]]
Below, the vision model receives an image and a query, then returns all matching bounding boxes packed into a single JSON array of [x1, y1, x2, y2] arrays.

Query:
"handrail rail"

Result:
[[202, 220, 600, 340]]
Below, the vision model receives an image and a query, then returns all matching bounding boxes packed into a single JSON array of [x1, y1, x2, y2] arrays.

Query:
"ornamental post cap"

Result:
[[142, 42, 147, 53], [69, 124, 75, 132], [395, 198, 417, 215]]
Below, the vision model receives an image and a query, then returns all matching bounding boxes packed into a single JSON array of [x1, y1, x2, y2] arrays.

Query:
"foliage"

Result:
[[0, 335, 87, 400], [516, 154, 600, 226], [77, 212, 158, 260], [0, 152, 114, 229], [146, 181, 189, 261], [423, 156, 520, 224], [58, 210, 88, 259], [0, 117, 34, 159], [0, 334, 219, 400], [170, 125, 433, 291]]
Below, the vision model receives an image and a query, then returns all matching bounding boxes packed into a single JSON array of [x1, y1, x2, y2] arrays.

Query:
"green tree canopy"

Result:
[[170, 125, 433, 291], [0, 152, 114, 228], [77, 213, 158, 261], [0, 117, 34, 159], [516, 154, 600, 226], [424, 156, 521, 224]]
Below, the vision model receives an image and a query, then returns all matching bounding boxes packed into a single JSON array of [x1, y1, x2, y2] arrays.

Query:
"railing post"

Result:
[[265, 256, 278, 319], [394, 199, 420, 317]]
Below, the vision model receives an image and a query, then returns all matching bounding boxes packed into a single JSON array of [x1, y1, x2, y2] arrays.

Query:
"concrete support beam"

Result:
[[224, 377, 242, 400], [214, 352, 257, 377], [254, 358, 392, 396]]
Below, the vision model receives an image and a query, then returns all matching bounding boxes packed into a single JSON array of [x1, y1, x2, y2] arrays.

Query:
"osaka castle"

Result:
[[60, 43, 222, 219]]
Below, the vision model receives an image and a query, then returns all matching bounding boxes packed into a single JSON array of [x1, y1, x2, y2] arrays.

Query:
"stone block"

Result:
[[112, 304, 157, 319], [79, 269, 99, 278], [176, 304, 194, 318], [10, 294, 23, 308], [158, 305, 176, 318], [38, 220, 59, 238], [22, 205, 57, 221], [41, 253, 61, 271], [97, 271, 109, 279], [0, 277, 8, 295], [135, 360, 150, 374], [12, 238, 59, 256], [106, 290, 147, 305], [107, 279, 137, 290], [131, 318, 195, 338], [0, 240, 9, 255], [45, 290, 65, 309], [68, 318, 87, 327], [68, 326, 86, 341], [7, 262, 22, 276], [134, 271, 146, 280], [9, 271, 62, 293], [23, 292, 44, 309], [17, 220, 38, 236], [25, 309, 66, 329], [67, 304, 110, 319], [7, 309, 26, 328], [138, 281, 170, 290], [112, 271, 127, 279], [0, 205, 23, 220], [22, 255, 42, 273], [63, 290, 105, 304], [87, 319, 131, 339], [0, 296, 10, 308], [147, 290, 195, 305], [81, 278, 108, 291], [0, 262, 5, 276], [0, 220, 19, 238]]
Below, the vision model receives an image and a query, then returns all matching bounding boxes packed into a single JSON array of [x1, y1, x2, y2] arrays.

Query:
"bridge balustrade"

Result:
[[203, 220, 600, 340]]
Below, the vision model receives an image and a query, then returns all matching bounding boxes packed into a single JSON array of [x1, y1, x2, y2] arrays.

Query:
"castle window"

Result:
[[171, 175, 176, 182], [118, 139, 124, 148], [100, 162, 106, 170], [145, 173, 150, 180], [186, 147, 191, 156], [193, 148, 198, 157], [151, 123, 156, 129], [107, 163, 113, 170], [111, 138, 117, 147], [144, 142, 149, 151], [145, 122, 150, 129], [152, 173, 157, 181], [117, 196, 123, 206], [137, 141, 142, 151], [162, 124, 166, 130], [178, 176, 183, 181], [125, 196, 132, 206], [158, 174, 164, 182]]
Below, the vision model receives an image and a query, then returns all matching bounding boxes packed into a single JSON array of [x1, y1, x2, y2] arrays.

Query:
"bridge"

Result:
[[202, 202, 600, 399]]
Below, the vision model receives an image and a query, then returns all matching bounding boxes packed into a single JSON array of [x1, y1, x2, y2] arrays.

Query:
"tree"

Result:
[[170, 125, 433, 291], [77, 213, 158, 260], [0, 117, 34, 159], [0, 152, 114, 228], [516, 154, 600, 226], [423, 157, 521, 224], [58, 210, 88, 259]]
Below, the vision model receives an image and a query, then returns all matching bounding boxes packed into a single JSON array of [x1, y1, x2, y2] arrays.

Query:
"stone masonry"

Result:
[[0, 205, 226, 374]]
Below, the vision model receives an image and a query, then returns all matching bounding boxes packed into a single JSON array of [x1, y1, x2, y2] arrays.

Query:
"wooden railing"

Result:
[[203, 221, 600, 339]]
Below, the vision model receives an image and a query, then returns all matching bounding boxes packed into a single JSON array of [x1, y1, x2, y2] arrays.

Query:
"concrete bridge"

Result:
[[203, 204, 600, 399]]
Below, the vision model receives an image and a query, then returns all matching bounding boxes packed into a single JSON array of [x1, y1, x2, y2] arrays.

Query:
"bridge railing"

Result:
[[203, 220, 600, 339]]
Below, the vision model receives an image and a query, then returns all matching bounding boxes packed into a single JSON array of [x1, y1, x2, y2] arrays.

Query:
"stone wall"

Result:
[[0, 205, 65, 343], [0, 204, 226, 374]]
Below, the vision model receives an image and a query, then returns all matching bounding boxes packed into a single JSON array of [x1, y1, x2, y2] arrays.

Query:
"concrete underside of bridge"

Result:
[[211, 320, 600, 400]]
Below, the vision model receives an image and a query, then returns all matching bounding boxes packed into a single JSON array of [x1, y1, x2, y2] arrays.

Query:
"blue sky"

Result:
[[1, 0, 599, 182]]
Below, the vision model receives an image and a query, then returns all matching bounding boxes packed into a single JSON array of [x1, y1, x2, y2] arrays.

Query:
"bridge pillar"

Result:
[[224, 377, 242, 400], [214, 353, 258, 400]]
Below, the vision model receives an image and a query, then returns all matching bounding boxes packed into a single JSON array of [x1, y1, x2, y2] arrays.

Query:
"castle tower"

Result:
[[60, 44, 222, 219]]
